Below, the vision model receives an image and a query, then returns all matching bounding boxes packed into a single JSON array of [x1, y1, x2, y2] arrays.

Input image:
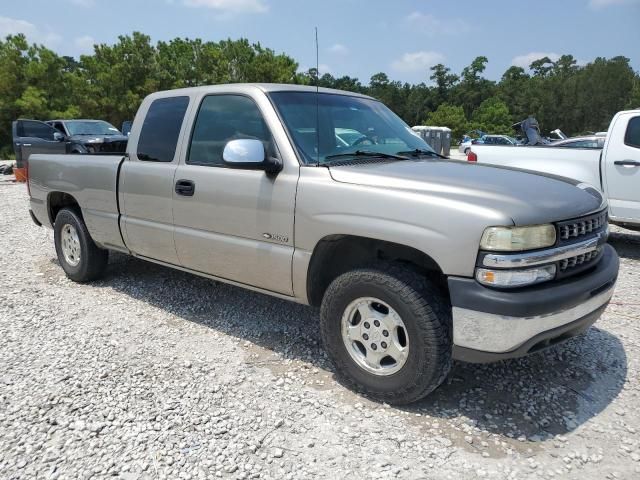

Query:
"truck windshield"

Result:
[[65, 121, 121, 136], [269, 91, 434, 165]]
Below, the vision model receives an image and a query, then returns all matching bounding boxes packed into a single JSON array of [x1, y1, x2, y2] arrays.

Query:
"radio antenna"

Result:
[[315, 27, 320, 167]]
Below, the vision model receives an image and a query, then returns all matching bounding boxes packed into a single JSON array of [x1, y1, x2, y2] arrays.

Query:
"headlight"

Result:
[[476, 265, 556, 288], [480, 224, 556, 251]]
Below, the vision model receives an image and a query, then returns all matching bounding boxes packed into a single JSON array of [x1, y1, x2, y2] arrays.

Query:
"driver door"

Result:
[[172, 93, 298, 295], [12, 120, 66, 166]]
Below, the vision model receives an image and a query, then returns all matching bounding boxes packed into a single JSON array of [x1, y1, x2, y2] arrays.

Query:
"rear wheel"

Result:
[[54, 208, 108, 282], [320, 264, 452, 404]]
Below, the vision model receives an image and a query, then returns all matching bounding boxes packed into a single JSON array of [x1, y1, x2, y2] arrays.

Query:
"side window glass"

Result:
[[137, 96, 190, 162], [19, 121, 57, 140], [624, 116, 640, 149], [188, 95, 274, 167]]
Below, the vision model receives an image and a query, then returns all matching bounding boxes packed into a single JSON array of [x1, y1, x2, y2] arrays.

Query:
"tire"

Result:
[[464, 147, 470, 155], [320, 264, 452, 405], [54, 207, 108, 282]]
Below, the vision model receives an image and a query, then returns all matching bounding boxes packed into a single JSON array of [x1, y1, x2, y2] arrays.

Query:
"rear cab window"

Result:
[[137, 96, 190, 162], [624, 116, 640, 149]]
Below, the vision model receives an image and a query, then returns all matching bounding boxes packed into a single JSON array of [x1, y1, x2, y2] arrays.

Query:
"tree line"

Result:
[[1, 31, 638, 156]]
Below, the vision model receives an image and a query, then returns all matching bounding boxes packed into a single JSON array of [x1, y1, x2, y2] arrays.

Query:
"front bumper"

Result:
[[448, 244, 619, 363]]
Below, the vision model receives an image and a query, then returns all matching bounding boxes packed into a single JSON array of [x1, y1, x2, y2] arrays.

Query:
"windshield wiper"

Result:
[[396, 148, 448, 159], [324, 150, 410, 163]]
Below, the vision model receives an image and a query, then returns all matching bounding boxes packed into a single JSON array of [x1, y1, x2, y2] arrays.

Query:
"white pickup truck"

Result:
[[468, 110, 640, 230]]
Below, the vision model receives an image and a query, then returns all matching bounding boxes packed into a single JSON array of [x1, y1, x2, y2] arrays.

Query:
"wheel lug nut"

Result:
[[371, 343, 377, 350], [382, 330, 389, 337], [362, 333, 369, 341], [363, 322, 370, 329], [374, 320, 380, 327], [381, 342, 387, 349]]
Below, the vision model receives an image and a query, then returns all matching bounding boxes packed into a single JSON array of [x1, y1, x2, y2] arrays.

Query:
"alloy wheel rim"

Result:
[[61, 224, 81, 267], [341, 297, 409, 376]]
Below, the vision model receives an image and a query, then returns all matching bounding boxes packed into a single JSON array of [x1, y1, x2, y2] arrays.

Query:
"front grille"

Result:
[[98, 140, 128, 153], [558, 247, 602, 272], [557, 210, 607, 242]]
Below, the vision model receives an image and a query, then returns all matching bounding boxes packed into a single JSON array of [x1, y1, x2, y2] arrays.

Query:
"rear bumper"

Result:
[[448, 244, 618, 362]]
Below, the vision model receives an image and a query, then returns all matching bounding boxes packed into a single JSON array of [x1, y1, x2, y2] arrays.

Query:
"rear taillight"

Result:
[[467, 151, 478, 162]]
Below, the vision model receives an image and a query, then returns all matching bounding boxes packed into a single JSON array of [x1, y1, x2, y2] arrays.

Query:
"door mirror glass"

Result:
[[53, 131, 65, 142], [223, 139, 266, 166]]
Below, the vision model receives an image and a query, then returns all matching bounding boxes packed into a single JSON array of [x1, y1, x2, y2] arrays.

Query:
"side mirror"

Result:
[[222, 139, 281, 174], [53, 132, 65, 142]]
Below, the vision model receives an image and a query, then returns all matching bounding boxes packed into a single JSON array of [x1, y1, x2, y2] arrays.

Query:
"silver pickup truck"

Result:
[[26, 84, 619, 404]]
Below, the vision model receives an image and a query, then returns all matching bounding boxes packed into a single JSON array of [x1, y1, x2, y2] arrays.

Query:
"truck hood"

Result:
[[328, 159, 605, 225]]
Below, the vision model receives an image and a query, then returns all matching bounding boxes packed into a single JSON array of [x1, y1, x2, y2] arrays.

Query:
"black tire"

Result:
[[54, 207, 108, 282], [320, 264, 452, 405], [464, 147, 470, 155]]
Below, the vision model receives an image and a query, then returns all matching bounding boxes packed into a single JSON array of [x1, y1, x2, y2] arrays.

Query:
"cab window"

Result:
[[18, 120, 58, 140], [187, 95, 275, 167], [625, 117, 640, 149], [137, 96, 190, 162]]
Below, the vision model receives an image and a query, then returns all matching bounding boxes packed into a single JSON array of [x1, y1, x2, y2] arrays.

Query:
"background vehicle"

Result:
[[25, 84, 618, 404], [12, 119, 128, 167], [550, 135, 606, 149], [458, 134, 517, 154], [481, 135, 518, 146], [468, 110, 640, 229]]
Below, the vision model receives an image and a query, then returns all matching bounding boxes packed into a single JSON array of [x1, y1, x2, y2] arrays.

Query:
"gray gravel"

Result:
[[1, 181, 639, 480]]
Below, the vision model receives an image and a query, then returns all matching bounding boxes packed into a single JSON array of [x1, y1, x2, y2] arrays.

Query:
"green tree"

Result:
[[628, 77, 640, 109], [451, 56, 496, 118], [78, 32, 160, 128], [497, 66, 531, 122], [425, 104, 469, 141], [429, 63, 458, 107], [0, 31, 638, 153], [471, 97, 512, 134]]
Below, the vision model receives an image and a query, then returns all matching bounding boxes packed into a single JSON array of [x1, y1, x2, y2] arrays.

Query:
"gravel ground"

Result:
[[1, 180, 639, 480]]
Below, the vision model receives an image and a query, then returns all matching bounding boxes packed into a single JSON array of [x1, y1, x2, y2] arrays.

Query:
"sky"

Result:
[[1, 0, 638, 84]]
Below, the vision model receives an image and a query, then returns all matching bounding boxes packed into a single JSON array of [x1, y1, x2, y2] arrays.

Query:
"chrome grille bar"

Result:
[[482, 235, 603, 269]]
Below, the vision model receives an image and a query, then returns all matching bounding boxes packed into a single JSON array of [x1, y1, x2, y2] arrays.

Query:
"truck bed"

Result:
[[469, 145, 602, 190], [28, 153, 127, 251]]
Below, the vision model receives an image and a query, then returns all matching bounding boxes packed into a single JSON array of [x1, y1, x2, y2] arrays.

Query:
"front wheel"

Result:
[[54, 207, 108, 282], [320, 264, 452, 404]]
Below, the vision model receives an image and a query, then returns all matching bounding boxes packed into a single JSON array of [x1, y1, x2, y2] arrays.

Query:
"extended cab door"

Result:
[[603, 113, 640, 222], [172, 93, 298, 295], [12, 120, 66, 166], [119, 95, 191, 264]]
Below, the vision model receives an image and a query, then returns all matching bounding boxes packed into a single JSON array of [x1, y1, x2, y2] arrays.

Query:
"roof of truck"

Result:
[[146, 83, 375, 100], [47, 119, 111, 123]]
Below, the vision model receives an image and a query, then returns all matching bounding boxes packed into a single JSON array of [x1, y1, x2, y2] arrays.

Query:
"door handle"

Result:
[[175, 179, 195, 196], [22, 143, 31, 147], [614, 160, 640, 167]]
